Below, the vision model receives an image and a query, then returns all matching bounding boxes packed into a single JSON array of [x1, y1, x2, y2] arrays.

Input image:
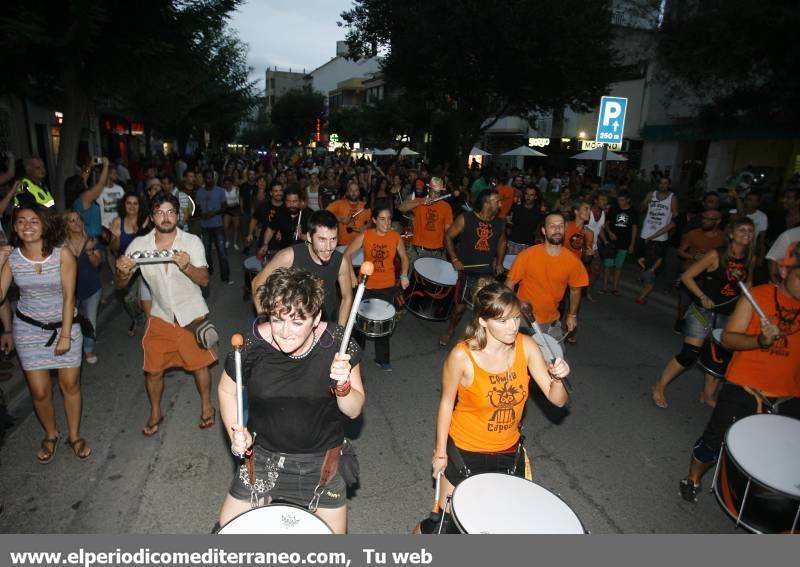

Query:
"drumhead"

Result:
[[336, 246, 363, 266], [451, 473, 584, 534], [502, 254, 516, 271], [533, 332, 563, 361], [725, 414, 800, 498], [218, 504, 333, 534], [243, 256, 263, 272], [357, 298, 396, 321], [414, 257, 457, 285]]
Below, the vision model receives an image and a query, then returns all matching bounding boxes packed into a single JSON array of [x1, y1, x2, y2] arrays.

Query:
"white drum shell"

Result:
[[218, 504, 333, 534]]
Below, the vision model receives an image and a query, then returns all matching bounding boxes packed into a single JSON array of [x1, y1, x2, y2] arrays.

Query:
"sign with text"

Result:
[[581, 140, 622, 151], [595, 96, 627, 144]]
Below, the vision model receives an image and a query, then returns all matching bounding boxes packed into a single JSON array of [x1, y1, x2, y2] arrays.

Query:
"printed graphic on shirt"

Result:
[[486, 371, 525, 433], [370, 242, 388, 271], [424, 208, 438, 232], [475, 221, 493, 252], [568, 232, 585, 253], [613, 211, 631, 229], [720, 259, 748, 298]]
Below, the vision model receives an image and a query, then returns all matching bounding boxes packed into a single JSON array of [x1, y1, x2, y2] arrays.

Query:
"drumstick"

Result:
[[230, 333, 245, 458], [460, 263, 490, 269], [350, 208, 365, 220], [338, 262, 375, 356], [520, 310, 573, 393], [736, 280, 771, 325], [426, 193, 452, 204]]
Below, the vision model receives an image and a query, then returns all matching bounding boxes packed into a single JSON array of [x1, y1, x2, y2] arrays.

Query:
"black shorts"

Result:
[[444, 437, 524, 487], [697, 383, 800, 461], [455, 271, 492, 306], [229, 445, 346, 509]]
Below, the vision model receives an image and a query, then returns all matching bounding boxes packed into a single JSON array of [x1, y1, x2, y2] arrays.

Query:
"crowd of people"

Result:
[[0, 147, 797, 533]]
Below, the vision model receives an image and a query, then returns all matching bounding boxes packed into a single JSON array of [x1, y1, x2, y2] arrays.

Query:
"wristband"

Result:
[[566, 313, 577, 318], [400, 274, 409, 280]]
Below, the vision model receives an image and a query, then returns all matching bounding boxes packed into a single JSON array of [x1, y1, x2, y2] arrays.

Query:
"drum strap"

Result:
[[446, 437, 471, 477], [309, 445, 341, 513], [742, 386, 792, 414]]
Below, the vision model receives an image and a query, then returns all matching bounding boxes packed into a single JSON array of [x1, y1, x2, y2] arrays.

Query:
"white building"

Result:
[[265, 67, 310, 112], [308, 42, 381, 109]]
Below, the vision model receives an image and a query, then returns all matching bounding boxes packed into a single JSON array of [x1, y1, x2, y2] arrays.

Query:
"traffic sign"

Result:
[[595, 96, 628, 144]]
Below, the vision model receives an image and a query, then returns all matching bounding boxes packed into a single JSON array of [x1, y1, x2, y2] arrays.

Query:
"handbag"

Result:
[[184, 316, 219, 351], [338, 438, 360, 488]]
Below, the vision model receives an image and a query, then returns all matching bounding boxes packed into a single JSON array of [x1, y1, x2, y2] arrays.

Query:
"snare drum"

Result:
[[355, 298, 397, 338], [406, 257, 458, 321], [218, 504, 333, 534], [336, 245, 363, 268], [713, 414, 800, 534], [697, 329, 732, 379], [450, 473, 585, 534], [243, 255, 266, 300]]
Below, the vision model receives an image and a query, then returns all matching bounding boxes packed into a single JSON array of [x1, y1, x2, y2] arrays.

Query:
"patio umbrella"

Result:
[[570, 147, 627, 161], [469, 146, 490, 156], [501, 145, 547, 157], [399, 147, 420, 156]]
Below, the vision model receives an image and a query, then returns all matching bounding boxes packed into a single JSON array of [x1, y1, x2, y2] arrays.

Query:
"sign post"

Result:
[[595, 96, 628, 184]]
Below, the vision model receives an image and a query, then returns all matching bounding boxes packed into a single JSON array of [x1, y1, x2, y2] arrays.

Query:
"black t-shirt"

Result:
[[455, 212, 504, 274], [292, 242, 343, 323], [508, 204, 543, 245], [254, 201, 283, 248], [224, 323, 361, 453], [268, 207, 310, 249], [607, 206, 639, 249]]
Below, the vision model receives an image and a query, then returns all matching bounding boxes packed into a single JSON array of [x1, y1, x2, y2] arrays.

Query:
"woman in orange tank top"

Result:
[[431, 281, 570, 511]]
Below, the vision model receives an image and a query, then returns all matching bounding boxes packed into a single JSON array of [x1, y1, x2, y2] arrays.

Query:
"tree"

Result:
[[0, 0, 255, 207], [270, 89, 326, 144], [341, 0, 618, 167], [657, 0, 800, 131], [238, 103, 277, 148]]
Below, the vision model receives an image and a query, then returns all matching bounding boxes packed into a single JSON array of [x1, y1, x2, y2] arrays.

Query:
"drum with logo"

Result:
[[218, 504, 333, 534], [450, 473, 585, 534], [406, 257, 458, 321], [697, 329, 733, 378]]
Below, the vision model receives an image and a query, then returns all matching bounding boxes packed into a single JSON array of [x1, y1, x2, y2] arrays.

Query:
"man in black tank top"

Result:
[[439, 189, 506, 347], [251, 210, 354, 325]]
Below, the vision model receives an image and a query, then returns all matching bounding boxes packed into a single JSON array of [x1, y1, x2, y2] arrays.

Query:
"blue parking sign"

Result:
[[595, 96, 628, 144]]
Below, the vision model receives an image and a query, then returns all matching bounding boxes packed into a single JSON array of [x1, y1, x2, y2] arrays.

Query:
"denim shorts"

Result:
[[682, 303, 729, 340], [229, 445, 346, 509]]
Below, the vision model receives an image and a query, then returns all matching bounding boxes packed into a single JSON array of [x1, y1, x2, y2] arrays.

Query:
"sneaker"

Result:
[[233, 243, 240, 251], [374, 360, 393, 372], [85, 354, 98, 364], [679, 478, 701, 503], [225, 241, 230, 249]]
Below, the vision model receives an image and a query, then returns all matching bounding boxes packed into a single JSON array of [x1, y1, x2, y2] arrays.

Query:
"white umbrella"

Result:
[[469, 146, 490, 156], [399, 147, 419, 156], [570, 147, 627, 161], [376, 147, 397, 156], [501, 145, 547, 157], [361, 148, 374, 155]]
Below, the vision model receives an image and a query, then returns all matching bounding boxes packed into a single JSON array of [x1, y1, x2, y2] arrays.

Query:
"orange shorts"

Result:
[[142, 316, 216, 373]]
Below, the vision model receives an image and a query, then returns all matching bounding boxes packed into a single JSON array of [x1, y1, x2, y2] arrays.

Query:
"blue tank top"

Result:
[[119, 220, 136, 255]]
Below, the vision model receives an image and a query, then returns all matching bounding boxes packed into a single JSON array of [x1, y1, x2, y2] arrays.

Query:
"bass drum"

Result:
[[406, 257, 458, 321], [218, 504, 333, 534], [697, 328, 732, 379]]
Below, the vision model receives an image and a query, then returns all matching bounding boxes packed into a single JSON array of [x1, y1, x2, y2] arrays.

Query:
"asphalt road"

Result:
[[0, 256, 738, 534]]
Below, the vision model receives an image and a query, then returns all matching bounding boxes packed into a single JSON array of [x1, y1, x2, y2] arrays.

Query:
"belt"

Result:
[[412, 245, 443, 252]]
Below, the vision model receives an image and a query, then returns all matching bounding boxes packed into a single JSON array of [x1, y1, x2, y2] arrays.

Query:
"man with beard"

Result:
[[257, 186, 310, 253], [250, 210, 354, 326], [506, 211, 589, 338], [327, 180, 370, 248], [115, 192, 216, 436], [247, 181, 284, 250]]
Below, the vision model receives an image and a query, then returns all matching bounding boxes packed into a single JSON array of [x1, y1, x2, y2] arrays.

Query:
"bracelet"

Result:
[[400, 274, 409, 280], [334, 380, 352, 397], [566, 313, 577, 318], [434, 455, 447, 460], [757, 334, 769, 349]]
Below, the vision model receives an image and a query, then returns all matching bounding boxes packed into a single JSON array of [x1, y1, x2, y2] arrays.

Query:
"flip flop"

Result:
[[37, 434, 60, 464], [67, 437, 92, 460], [199, 408, 216, 430], [142, 415, 164, 436]]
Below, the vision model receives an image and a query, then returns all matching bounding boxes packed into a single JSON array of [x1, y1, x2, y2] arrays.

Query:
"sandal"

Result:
[[679, 478, 701, 503], [127, 320, 138, 337], [199, 408, 216, 430], [37, 434, 60, 464], [438, 333, 452, 349], [67, 437, 92, 460], [142, 415, 164, 436]]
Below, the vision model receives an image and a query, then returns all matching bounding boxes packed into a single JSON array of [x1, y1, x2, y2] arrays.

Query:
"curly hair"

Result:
[[463, 280, 521, 350], [11, 205, 65, 257], [257, 266, 325, 319]]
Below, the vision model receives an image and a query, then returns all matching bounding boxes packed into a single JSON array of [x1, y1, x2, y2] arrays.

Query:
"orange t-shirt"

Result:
[[496, 185, 515, 219], [726, 284, 800, 397], [362, 228, 400, 290], [680, 228, 725, 269], [449, 336, 528, 452], [327, 199, 370, 246], [507, 244, 589, 324], [564, 221, 592, 260], [411, 200, 453, 250]]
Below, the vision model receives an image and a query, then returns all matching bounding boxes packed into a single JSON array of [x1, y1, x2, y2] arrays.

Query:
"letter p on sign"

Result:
[[595, 96, 628, 144]]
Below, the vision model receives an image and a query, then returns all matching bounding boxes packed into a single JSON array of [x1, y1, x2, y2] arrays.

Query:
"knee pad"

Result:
[[675, 343, 701, 368], [691, 437, 718, 465]]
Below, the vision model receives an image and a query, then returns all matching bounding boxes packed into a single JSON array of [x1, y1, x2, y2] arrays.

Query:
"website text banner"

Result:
[[0, 535, 795, 567]]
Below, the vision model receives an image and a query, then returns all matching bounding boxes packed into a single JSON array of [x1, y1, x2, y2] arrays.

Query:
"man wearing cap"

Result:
[[678, 241, 800, 503], [397, 176, 453, 263]]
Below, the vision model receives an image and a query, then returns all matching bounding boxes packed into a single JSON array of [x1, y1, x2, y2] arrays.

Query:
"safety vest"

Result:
[[14, 177, 55, 208]]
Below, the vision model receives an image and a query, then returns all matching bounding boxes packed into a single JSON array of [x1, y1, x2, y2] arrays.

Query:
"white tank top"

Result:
[[640, 191, 674, 242], [586, 208, 605, 251]]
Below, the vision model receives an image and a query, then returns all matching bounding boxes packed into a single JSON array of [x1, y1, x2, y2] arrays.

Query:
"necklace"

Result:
[[773, 287, 800, 329], [287, 332, 319, 359]]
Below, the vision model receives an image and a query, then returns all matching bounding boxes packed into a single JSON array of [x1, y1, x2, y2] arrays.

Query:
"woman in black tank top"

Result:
[[652, 217, 755, 409]]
